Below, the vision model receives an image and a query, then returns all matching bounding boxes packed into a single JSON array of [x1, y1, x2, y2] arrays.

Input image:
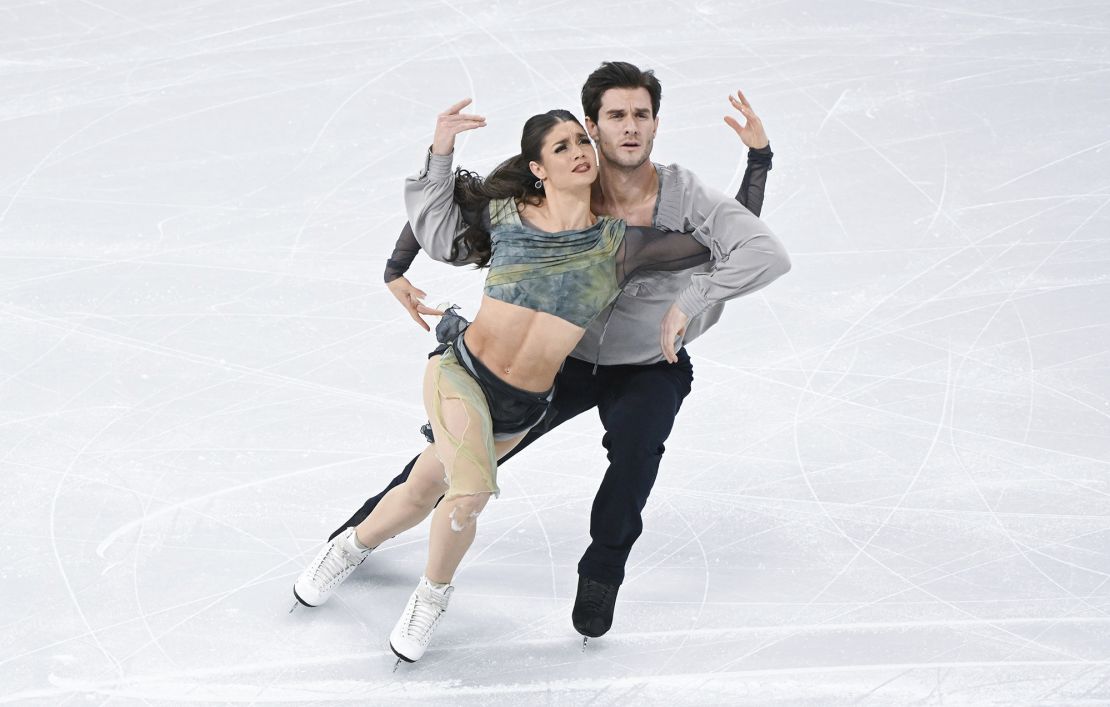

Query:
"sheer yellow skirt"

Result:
[[423, 346, 500, 502]]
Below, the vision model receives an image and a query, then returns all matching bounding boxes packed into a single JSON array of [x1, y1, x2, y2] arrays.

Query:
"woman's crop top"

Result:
[[481, 197, 710, 328]]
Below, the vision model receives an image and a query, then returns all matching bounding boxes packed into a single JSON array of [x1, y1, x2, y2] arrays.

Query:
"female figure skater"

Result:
[[292, 99, 789, 664]]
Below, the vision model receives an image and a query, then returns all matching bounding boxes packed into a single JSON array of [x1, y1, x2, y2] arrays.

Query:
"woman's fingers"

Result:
[[725, 89, 768, 148], [415, 303, 446, 316], [729, 91, 759, 119]]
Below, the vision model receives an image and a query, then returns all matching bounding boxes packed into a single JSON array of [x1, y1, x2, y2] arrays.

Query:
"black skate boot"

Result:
[[572, 575, 619, 638]]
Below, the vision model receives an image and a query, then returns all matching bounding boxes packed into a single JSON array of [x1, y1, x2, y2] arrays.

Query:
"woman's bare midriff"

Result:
[[461, 295, 586, 393]]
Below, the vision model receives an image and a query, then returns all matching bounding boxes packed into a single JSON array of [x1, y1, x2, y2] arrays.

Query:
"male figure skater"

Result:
[[327, 62, 784, 640]]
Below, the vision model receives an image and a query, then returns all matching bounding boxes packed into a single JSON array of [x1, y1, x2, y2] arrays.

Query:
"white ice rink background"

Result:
[[2, 1, 1109, 704]]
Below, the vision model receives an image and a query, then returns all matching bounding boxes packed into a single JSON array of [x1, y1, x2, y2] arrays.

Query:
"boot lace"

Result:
[[581, 579, 616, 614], [405, 591, 446, 640], [312, 542, 361, 590]]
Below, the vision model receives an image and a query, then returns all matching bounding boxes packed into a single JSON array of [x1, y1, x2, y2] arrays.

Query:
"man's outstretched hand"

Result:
[[432, 98, 487, 156]]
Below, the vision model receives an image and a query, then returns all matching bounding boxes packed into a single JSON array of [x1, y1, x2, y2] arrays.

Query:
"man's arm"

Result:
[[656, 91, 788, 362], [390, 100, 488, 330], [673, 179, 790, 313], [402, 99, 487, 259]]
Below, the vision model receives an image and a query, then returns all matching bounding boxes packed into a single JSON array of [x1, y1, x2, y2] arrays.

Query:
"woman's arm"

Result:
[[384, 222, 422, 283], [383, 213, 485, 285], [725, 90, 772, 217], [615, 226, 711, 285], [737, 145, 772, 217]]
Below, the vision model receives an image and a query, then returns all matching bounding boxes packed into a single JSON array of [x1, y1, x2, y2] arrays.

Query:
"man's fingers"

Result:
[[439, 116, 487, 134], [661, 327, 676, 363], [440, 113, 486, 124], [440, 116, 486, 126], [442, 97, 473, 115], [723, 115, 744, 135], [736, 89, 750, 108]]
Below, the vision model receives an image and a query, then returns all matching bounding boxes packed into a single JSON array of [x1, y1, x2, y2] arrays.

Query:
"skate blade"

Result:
[[389, 642, 416, 670], [290, 586, 315, 612], [581, 637, 588, 652]]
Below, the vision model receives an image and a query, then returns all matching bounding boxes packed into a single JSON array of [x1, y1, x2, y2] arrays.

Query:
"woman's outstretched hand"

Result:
[[387, 276, 444, 331], [432, 98, 487, 156], [723, 90, 768, 149]]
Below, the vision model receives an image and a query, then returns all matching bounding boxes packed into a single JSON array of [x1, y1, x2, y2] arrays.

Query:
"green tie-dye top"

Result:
[[483, 198, 627, 328]]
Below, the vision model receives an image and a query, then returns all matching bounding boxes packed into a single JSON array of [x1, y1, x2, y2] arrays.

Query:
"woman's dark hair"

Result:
[[448, 109, 582, 267], [580, 61, 662, 124]]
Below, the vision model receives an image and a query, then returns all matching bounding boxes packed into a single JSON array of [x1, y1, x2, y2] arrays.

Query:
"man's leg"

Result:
[[329, 356, 602, 541], [329, 456, 417, 541], [579, 348, 694, 585], [572, 349, 693, 638]]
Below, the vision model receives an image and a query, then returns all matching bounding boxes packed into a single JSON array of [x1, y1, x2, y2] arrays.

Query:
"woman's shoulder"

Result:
[[599, 214, 626, 236], [487, 197, 522, 229]]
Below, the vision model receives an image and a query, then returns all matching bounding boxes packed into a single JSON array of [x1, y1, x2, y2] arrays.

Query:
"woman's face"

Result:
[[529, 120, 597, 193]]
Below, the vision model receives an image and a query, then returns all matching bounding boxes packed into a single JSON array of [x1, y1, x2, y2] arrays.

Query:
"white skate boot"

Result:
[[389, 576, 454, 664], [291, 527, 371, 608]]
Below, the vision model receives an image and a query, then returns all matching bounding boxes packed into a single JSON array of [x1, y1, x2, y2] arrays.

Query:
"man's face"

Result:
[[585, 87, 658, 171]]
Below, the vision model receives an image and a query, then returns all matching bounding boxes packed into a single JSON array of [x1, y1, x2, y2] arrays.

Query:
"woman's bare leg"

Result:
[[423, 434, 525, 584], [352, 352, 532, 583], [353, 444, 447, 549]]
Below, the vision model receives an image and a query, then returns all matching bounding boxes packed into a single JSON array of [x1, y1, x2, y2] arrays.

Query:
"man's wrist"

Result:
[[675, 288, 710, 320], [420, 147, 455, 180]]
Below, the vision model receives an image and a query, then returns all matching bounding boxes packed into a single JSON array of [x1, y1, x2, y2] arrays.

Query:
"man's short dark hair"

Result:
[[580, 61, 662, 123]]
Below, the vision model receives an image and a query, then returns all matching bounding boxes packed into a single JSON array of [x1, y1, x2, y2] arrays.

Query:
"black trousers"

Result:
[[330, 348, 694, 585]]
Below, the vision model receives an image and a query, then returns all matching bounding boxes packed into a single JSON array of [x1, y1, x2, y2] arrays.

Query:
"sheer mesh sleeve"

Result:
[[384, 222, 421, 283], [737, 145, 772, 217], [382, 203, 490, 283], [614, 226, 711, 286]]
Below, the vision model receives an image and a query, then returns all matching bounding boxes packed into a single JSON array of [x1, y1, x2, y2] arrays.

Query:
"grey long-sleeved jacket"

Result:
[[403, 150, 791, 366]]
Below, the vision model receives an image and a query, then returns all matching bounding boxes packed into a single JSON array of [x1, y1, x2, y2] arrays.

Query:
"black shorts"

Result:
[[425, 308, 554, 441]]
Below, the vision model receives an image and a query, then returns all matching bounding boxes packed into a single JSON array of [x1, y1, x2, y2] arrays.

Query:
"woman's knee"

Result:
[[403, 467, 449, 506], [443, 492, 491, 532]]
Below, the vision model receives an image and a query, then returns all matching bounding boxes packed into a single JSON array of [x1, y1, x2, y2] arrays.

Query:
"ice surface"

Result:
[[2, 0, 1109, 704]]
